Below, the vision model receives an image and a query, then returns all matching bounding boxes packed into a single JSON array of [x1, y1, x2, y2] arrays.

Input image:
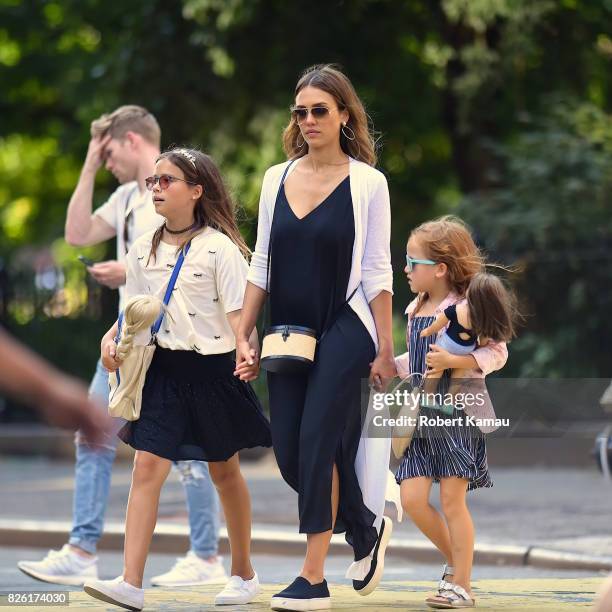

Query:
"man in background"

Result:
[[18, 106, 226, 588]]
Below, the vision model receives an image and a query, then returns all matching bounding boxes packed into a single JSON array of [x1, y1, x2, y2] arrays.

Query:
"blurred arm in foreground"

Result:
[[0, 327, 112, 444]]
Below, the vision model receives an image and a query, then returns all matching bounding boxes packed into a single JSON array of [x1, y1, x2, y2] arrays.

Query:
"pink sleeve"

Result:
[[471, 340, 508, 375]]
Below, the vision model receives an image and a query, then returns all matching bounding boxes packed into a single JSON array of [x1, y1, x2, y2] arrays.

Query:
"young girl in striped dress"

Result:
[[394, 215, 515, 609]]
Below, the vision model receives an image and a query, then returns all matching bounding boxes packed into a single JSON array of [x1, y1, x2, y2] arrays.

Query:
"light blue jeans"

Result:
[[69, 359, 220, 557]]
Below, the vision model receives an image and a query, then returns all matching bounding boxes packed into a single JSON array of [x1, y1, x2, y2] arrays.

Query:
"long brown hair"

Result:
[[410, 215, 484, 316], [467, 273, 518, 342], [147, 148, 250, 265], [282, 64, 377, 166]]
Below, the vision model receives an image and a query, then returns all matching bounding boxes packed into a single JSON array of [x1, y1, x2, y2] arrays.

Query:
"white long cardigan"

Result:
[[247, 156, 393, 351], [247, 156, 396, 576]]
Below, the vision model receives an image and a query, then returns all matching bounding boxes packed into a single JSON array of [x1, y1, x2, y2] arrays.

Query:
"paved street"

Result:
[[3, 547, 600, 589], [1, 454, 611, 609], [1, 453, 612, 556], [1, 548, 607, 610]]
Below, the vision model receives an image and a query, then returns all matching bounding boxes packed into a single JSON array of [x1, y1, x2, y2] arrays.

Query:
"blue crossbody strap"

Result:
[[151, 241, 191, 337], [115, 311, 124, 343], [115, 241, 191, 343]]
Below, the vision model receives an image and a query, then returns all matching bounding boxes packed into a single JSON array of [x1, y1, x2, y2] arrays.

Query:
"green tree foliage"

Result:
[[459, 100, 612, 377], [0, 0, 611, 397]]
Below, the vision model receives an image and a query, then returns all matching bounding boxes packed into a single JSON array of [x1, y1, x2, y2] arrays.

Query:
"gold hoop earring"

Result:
[[296, 133, 305, 148], [341, 122, 356, 141]]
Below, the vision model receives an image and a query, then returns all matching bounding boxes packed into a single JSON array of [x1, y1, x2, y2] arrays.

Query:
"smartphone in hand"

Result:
[[77, 255, 96, 267]]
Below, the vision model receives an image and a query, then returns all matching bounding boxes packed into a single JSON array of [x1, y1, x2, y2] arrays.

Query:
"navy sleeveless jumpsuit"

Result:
[[267, 175, 378, 561]]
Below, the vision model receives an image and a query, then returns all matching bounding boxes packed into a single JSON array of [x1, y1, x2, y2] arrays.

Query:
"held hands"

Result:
[[88, 260, 127, 289], [234, 338, 260, 382], [369, 351, 397, 391]]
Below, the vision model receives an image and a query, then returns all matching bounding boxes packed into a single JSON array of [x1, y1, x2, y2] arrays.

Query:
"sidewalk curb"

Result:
[[2, 519, 611, 573], [0, 426, 602, 466]]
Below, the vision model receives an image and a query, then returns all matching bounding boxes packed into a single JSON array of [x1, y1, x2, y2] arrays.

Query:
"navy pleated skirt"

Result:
[[118, 346, 272, 462]]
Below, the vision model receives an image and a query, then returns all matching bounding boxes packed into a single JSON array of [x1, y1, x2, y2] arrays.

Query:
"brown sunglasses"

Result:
[[145, 174, 197, 191], [290, 106, 332, 121]]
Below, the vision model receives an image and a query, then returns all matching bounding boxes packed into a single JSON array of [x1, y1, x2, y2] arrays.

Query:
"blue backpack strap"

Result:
[[151, 241, 191, 337]]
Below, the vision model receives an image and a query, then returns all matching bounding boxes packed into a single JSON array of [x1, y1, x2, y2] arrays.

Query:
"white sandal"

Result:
[[438, 563, 454, 592], [426, 582, 476, 609], [424, 564, 454, 606]]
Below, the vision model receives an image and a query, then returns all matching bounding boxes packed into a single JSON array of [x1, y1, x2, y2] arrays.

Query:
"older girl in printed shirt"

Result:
[[84, 148, 271, 611]]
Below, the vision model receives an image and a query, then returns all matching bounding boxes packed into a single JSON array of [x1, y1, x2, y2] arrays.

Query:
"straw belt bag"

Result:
[[260, 161, 357, 374], [108, 242, 190, 420]]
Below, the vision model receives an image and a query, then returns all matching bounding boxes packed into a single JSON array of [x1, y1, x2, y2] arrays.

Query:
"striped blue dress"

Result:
[[395, 315, 493, 491]]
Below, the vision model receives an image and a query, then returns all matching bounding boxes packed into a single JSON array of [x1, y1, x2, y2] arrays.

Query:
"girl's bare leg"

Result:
[[123, 451, 172, 587], [437, 477, 474, 599], [400, 477, 453, 579], [208, 453, 254, 579]]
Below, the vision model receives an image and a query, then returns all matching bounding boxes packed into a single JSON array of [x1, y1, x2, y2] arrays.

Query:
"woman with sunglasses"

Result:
[[84, 148, 271, 611], [235, 64, 395, 610]]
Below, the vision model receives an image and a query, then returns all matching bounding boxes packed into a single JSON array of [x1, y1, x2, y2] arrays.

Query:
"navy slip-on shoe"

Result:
[[270, 576, 331, 611], [352, 515, 393, 596]]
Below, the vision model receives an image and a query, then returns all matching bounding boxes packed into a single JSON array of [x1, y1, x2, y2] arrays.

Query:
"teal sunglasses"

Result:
[[405, 255, 437, 272]]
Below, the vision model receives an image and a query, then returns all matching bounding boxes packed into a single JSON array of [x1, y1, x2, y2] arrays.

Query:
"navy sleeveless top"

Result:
[[269, 176, 354, 335]]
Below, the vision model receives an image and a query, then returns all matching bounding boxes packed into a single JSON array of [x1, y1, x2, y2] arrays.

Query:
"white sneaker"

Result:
[[151, 552, 228, 587], [17, 544, 98, 586], [214, 572, 261, 605], [84, 576, 144, 611]]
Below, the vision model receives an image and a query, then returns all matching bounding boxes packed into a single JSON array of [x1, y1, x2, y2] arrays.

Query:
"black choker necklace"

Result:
[[164, 222, 196, 235]]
